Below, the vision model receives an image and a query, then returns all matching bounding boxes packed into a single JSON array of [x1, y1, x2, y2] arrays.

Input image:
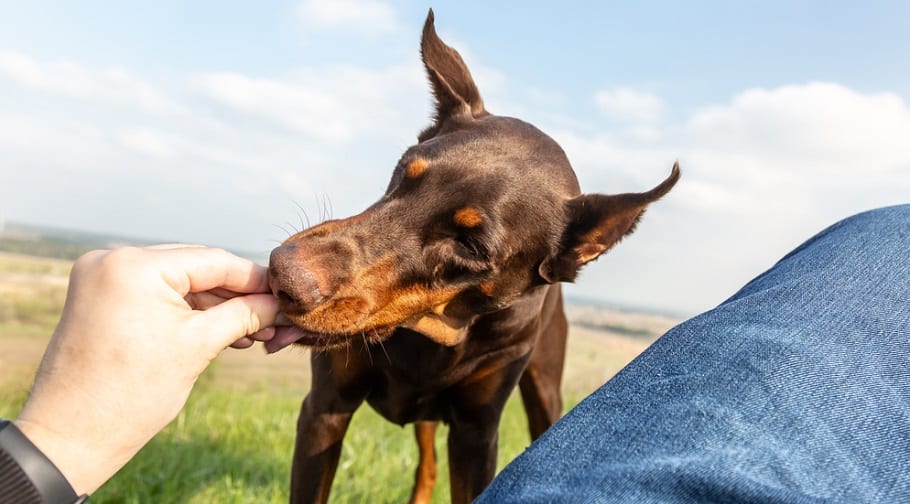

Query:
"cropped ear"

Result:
[[539, 162, 681, 283], [419, 9, 486, 141]]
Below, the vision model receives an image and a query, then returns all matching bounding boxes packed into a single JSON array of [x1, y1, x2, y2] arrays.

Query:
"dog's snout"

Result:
[[268, 244, 323, 312]]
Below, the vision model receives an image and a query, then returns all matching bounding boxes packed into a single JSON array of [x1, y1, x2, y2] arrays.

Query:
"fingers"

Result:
[[75, 245, 270, 296], [185, 289, 268, 311], [75, 244, 285, 352], [230, 338, 254, 349], [229, 327, 276, 349], [151, 247, 271, 296], [248, 326, 277, 342], [197, 293, 280, 350]]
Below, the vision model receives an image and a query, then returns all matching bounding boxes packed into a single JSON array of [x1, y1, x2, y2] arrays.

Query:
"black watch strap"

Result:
[[0, 419, 88, 504]]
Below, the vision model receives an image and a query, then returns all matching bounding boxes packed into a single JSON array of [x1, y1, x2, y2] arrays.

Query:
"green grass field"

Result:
[[0, 252, 668, 502]]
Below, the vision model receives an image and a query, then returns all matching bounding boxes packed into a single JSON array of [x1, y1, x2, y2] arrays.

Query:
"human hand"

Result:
[[14, 245, 283, 495]]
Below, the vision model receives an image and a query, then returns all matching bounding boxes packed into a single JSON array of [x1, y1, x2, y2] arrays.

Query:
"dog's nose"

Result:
[[268, 244, 323, 312]]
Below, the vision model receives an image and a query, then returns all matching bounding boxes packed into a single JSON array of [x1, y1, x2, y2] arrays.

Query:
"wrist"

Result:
[[13, 418, 112, 497], [0, 419, 87, 503]]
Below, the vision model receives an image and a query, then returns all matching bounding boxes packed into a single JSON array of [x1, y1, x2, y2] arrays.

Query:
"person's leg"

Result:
[[479, 204, 910, 503]]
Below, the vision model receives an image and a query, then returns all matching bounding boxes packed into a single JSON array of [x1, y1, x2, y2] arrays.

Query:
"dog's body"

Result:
[[267, 11, 679, 503]]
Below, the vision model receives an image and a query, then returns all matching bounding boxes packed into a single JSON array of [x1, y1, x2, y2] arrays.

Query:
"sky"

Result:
[[1, 1, 908, 315]]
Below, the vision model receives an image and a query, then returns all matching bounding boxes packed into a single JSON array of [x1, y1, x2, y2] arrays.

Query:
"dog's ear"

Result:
[[539, 162, 680, 283], [419, 9, 486, 140]]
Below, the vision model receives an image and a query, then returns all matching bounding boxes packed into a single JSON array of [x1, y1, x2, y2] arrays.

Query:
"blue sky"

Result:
[[1, 1, 908, 314]]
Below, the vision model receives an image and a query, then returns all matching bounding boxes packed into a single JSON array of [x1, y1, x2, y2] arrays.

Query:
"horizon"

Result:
[[1, 1, 908, 315], [0, 218, 691, 318]]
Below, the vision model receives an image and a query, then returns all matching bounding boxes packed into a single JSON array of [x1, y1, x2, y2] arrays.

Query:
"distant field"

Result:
[[0, 251, 678, 502]]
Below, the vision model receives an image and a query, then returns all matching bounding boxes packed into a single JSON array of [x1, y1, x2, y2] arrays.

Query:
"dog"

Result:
[[266, 9, 679, 503]]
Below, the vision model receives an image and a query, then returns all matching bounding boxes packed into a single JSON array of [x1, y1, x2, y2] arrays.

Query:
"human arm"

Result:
[[6, 245, 284, 498]]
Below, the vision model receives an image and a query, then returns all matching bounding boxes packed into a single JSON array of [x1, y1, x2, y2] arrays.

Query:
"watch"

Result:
[[0, 419, 88, 503]]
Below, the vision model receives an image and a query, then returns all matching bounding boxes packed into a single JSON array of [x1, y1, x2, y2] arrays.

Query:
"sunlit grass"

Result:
[[0, 252, 73, 276], [85, 374, 551, 503]]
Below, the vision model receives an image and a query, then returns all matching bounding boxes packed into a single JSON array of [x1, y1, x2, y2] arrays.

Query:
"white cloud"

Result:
[[680, 83, 910, 215], [117, 128, 179, 160], [191, 63, 426, 144], [192, 72, 352, 142], [566, 82, 910, 211], [0, 49, 433, 258], [559, 82, 910, 312], [297, 0, 399, 36], [0, 50, 185, 116], [594, 87, 664, 123], [0, 113, 119, 176], [686, 82, 910, 171]]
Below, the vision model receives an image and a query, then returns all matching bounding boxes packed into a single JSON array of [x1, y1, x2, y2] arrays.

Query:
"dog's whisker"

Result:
[[375, 331, 392, 365], [319, 193, 328, 222], [311, 191, 326, 225], [341, 287, 391, 366], [323, 193, 334, 221], [293, 200, 311, 230], [272, 223, 293, 238], [360, 331, 374, 367], [337, 312, 360, 369], [285, 221, 300, 235]]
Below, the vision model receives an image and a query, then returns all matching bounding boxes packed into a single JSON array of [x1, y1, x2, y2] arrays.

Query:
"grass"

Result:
[[0, 375, 554, 503], [0, 252, 662, 502], [92, 381, 296, 503], [0, 253, 70, 335], [86, 379, 550, 503], [0, 287, 66, 326], [0, 251, 74, 276]]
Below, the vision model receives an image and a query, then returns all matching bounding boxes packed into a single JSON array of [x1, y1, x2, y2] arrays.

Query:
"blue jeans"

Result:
[[478, 205, 910, 503]]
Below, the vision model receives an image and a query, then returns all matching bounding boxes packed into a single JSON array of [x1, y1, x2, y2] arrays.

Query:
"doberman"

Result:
[[266, 10, 679, 504]]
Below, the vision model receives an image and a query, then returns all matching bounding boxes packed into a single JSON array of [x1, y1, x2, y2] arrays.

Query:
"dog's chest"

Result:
[[359, 324, 538, 425], [351, 334, 482, 422]]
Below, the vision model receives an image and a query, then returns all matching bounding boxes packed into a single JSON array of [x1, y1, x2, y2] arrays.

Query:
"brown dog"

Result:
[[267, 10, 679, 504]]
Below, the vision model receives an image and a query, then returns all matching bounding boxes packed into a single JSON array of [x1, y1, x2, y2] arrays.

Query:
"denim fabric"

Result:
[[478, 205, 910, 503]]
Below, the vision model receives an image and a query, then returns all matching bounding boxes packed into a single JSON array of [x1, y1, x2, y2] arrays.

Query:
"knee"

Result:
[[800, 204, 909, 256], [842, 204, 910, 231], [799, 204, 910, 283]]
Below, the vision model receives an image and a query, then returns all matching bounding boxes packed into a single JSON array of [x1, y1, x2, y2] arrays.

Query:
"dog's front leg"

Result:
[[290, 395, 357, 503], [447, 358, 529, 503], [447, 416, 499, 503], [290, 351, 367, 504]]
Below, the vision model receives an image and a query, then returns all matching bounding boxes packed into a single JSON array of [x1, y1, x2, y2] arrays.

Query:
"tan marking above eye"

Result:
[[405, 158, 429, 178], [453, 207, 483, 228]]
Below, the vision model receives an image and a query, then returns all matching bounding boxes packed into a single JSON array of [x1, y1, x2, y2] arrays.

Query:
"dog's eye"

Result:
[[457, 238, 486, 260], [427, 238, 490, 284], [463, 241, 480, 257]]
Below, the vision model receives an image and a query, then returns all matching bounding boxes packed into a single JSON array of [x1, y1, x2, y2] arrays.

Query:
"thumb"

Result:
[[197, 293, 280, 350]]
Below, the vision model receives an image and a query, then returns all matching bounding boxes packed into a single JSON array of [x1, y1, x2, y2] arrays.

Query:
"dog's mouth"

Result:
[[264, 325, 333, 354], [264, 315, 398, 354]]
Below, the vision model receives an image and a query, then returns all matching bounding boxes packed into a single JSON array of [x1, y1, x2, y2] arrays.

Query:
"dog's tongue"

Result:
[[265, 325, 315, 354]]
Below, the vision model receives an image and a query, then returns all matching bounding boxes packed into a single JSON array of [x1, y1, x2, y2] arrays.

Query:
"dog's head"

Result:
[[266, 10, 678, 352]]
